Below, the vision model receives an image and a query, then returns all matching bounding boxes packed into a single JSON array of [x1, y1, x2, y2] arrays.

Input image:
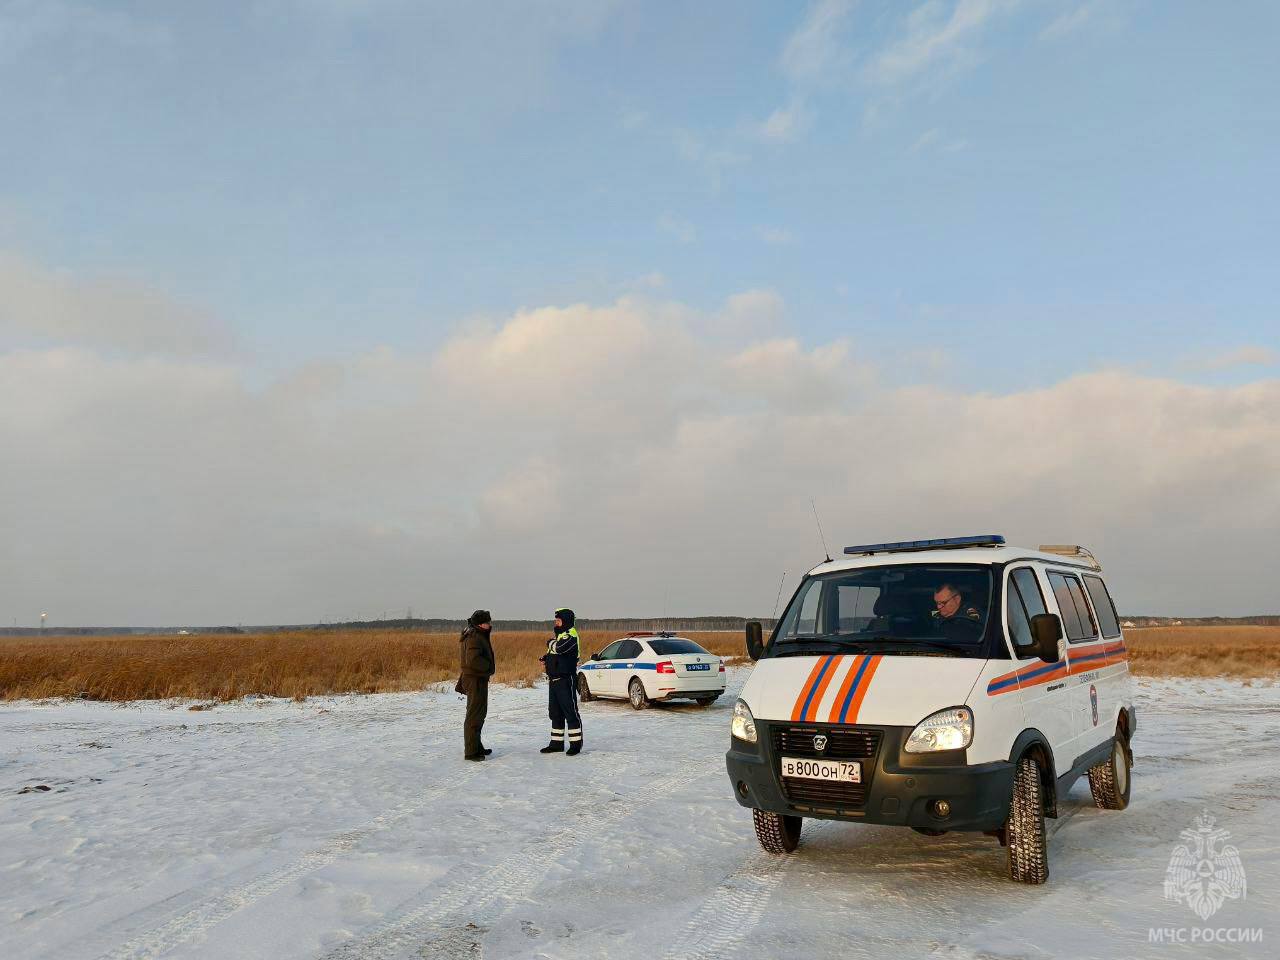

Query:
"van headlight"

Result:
[[731, 699, 757, 744], [905, 706, 973, 753]]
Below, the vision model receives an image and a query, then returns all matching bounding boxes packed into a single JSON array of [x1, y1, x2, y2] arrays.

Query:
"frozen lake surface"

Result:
[[2, 671, 1276, 959]]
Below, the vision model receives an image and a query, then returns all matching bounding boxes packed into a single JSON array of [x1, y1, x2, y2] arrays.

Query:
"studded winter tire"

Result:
[[1006, 756, 1049, 884], [753, 809, 802, 854], [1088, 733, 1131, 810]]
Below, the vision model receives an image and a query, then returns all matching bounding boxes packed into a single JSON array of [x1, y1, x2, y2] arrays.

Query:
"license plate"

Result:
[[685, 663, 710, 671], [780, 756, 862, 783]]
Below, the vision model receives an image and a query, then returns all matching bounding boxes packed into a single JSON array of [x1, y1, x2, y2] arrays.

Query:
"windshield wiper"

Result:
[[855, 640, 965, 656], [773, 636, 875, 654]]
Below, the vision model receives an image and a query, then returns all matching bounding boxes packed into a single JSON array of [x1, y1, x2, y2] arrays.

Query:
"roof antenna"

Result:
[[810, 498, 833, 563], [771, 570, 788, 622]]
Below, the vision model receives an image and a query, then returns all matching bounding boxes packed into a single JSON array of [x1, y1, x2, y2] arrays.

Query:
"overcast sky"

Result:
[[2, 0, 1278, 626]]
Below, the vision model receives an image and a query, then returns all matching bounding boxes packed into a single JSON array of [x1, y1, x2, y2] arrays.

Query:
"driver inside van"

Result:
[[932, 582, 983, 640]]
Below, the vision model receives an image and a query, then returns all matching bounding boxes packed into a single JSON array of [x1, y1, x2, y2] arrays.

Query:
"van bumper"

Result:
[[726, 724, 1015, 833]]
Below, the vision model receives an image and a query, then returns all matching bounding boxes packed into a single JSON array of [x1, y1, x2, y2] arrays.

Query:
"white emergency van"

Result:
[[726, 535, 1136, 884]]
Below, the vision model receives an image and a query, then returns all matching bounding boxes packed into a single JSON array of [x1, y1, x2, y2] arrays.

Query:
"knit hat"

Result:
[[468, 609, 492, 628], [554, 607, 575, 630]]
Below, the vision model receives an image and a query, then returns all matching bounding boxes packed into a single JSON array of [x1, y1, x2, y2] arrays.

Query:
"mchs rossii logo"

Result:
[[1149, 811, 1259, 946]]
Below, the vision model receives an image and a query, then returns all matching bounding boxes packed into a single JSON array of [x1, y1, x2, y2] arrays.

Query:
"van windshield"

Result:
[[769, 564, 993, 656]]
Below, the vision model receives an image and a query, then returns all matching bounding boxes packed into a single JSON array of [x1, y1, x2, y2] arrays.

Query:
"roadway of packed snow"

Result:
[[3, 670, 1276, 960]]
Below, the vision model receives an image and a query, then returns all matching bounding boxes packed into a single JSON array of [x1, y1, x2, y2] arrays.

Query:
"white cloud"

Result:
[[753, 100, 814, 143], [909, 127, 970, 154], [716, 289, 787, 339], [0, 251, 237, 357], [755, 226, 797, 246], [781, 0, 855, 85], [3, 282, 1279, 624], [1040, 1, 1118, 41], [1193, 345, 1280, 371], [657, 212, 697, 244], [866, 0, 1021, 86]]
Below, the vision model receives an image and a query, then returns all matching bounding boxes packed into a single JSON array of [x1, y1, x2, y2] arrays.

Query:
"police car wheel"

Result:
[[576, 673, 594, 702], [753, 809, 802, 854], [1006, 756, 1049, 884], [628, 678, 650, 710], [1087, 732, 1131, 811]]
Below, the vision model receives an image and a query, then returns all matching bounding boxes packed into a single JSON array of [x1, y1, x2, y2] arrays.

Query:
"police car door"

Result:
[[610, 639, 644, 698], [1005, 566, 1075, 770], [1046, 570, 1099, 763], [588, 639, 624, 698]]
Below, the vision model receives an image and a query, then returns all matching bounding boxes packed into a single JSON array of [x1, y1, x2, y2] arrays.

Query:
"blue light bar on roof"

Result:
[[843, 535, 1006, 555]]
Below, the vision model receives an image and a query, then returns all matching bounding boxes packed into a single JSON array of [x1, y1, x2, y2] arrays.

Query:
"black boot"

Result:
[[539, 741, 564, 754], [566, 741, 582, 756], [465, 753, 486, 762], [482, 747, 493, 756]]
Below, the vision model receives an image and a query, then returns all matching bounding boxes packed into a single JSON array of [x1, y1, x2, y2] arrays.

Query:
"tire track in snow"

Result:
[[88, 699, 540, 960], [659, 822, 832, 960], [663, 792, 1072, 960], [94, 766, 485, 960], [318, 762, 701, 960]]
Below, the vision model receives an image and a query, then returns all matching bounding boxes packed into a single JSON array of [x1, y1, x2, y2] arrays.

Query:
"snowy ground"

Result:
[[2, 670, 1276, 960]]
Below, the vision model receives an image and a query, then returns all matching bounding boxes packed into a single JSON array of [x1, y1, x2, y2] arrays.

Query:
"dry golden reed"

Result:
[[0, 630, 744, 702], [1124, 626, 1280, 679], [1, 626, 1274, 703]]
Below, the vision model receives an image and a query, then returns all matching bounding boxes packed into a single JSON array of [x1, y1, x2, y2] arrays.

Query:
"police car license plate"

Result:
[[780, 756, 862, 783], [685, 663, 710, 671]]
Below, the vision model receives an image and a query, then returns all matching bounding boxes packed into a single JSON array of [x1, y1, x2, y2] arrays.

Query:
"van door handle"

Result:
[[1047, 683, 1065, 692]]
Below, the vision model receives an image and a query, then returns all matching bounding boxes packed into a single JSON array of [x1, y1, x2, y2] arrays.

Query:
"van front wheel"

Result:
[[1006, 756, 1049, 884], [753, 809, 802, 854]]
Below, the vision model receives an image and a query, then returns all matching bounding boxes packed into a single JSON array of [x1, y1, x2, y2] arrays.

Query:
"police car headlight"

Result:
[[731, 699, 757, 744], [905, 706, 973, 753]]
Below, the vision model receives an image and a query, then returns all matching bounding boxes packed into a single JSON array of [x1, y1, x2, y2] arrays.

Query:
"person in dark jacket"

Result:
[[539, 607, 583, 755], [457, 609, 496, 761]]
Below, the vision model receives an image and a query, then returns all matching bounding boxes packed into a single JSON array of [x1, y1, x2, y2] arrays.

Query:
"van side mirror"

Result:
[[745, 621, 764, 661], [1028, 613, 1063, 664]]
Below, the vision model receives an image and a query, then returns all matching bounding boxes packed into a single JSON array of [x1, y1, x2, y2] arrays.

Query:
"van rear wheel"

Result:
[[1006, 756, 1049, 884], [1088, 733, 1131, 810], [753, 809, 802, 854]]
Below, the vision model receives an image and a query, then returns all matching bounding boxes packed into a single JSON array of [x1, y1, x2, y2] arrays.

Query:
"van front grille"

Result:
[[771, 725, 881, 759]]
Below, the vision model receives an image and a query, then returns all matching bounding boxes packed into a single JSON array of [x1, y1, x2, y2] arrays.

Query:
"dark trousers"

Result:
[[547, 675, 582, 745], [460, 675, 488, 757]]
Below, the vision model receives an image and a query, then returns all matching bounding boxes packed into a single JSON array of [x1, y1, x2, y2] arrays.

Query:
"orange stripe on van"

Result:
[[843, 654, 883, 724], [827, 656, 863, 723], [802, 655, 844, 722], [791, 657, 831, 722]]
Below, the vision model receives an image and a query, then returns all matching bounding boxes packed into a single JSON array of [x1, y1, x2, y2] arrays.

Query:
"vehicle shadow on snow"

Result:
[[789, 792, 1092, 885]]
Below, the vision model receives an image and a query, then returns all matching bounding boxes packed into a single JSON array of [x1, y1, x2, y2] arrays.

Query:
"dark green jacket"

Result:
[[459, 626, 496, 679]]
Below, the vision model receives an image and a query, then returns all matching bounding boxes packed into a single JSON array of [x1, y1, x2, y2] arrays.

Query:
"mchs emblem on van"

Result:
[[727, 535, 1136, 885]]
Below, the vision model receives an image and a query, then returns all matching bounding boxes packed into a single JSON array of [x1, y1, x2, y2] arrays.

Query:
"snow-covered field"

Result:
[[3, 670, 1276, 960]]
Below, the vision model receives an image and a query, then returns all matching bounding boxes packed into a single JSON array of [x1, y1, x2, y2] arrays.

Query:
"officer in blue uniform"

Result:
[[539, 607, 583, 755]]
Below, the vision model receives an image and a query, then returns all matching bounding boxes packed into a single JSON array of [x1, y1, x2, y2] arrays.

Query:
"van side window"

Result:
[[1048, 571, 1096, 643], [1012, 568, 1048, 619], [1006, 577, 1034, 652], [1084, 576, 1122, 638], [1065, 577, 1098, 640]]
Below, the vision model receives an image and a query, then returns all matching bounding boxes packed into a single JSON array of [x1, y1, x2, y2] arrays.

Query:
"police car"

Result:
[[578, 632, 726, 709], [726, 535, 1136, 884]]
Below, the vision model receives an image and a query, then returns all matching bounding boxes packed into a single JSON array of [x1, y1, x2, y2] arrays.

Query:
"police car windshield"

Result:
[[648, 638, 710, 655], [771, 564, 993, 653]]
